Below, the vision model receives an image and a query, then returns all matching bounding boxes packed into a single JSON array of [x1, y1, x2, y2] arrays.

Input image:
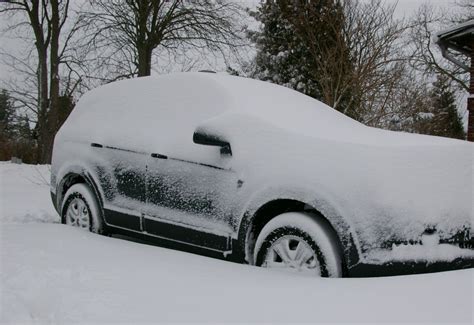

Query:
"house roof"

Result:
[[435, 20, 474, 71], [435, 19, 474, 56]]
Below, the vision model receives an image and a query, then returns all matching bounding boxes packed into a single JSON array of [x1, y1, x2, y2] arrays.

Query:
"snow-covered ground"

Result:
[[1, 162, 473, 323]]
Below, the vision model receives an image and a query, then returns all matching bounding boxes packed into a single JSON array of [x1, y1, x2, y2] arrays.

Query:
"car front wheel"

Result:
[[62, 183, 105, 234], [254, 212, 342, 277]]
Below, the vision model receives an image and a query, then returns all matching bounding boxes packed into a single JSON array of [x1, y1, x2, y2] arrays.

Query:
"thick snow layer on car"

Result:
[[53, 72, 473, 260], [368, 244, 474, 264], [1, 163, 473, 323], [62, 72, 463, 147]]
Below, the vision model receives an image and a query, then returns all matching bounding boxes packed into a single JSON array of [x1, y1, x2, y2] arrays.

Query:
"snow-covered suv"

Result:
[[51, 72, 474, 277]]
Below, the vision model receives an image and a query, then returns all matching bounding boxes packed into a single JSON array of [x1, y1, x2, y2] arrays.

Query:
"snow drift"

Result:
[[1, 162, 473, 323]]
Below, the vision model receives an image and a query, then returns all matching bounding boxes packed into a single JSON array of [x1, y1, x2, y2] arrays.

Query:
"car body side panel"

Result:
[[51, 140, 108, 213], [87, 144, 148, 231], [233, 183, 361, 268], [143, 148, 241, 250], [51, 138, 236, 252], [104, 208, 141, 231], [145, 155, 239, 234], [219, 116, 472, 266]]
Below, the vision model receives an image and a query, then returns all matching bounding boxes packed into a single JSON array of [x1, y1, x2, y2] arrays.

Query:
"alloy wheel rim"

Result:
[[263, 235, 320, 275], [66, 197, 90, 230]]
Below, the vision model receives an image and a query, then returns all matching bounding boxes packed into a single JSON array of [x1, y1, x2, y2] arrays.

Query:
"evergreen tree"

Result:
[[16, 115, 32, 141], [57, 95, 75, 129], [249, 1, 314, 94], [249, 0, 355, 116], [0, 89, 15, 138], [0, 89, 34, 140], [0, 89, 36, 162], [429, 75, 465, 140]]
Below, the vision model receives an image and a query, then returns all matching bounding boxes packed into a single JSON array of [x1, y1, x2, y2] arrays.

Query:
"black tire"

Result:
[[254, 212, 342, 277], [61, 183, 106, 234]]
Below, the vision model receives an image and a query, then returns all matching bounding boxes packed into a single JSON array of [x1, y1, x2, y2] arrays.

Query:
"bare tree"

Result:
[[452, 0, 474, 23], [282, 0, 353, 114], [342, 0, 408, 124], [407, 3, 473, 92], [0, 0, 87, 162], [83, 0, 245, 78], [283, 0, 407, 123]]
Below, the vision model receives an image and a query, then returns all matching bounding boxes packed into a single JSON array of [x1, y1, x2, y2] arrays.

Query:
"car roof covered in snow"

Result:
[[77, 71, 354, 126], [71, 72, 464, 147]]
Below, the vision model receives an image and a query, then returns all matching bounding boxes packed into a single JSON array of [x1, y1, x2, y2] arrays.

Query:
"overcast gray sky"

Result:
[[0, 0, 458, 82], [391, 0, 450, 16]]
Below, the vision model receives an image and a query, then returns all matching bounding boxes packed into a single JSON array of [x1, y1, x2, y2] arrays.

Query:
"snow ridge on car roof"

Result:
[[76, 72, 468, 147]]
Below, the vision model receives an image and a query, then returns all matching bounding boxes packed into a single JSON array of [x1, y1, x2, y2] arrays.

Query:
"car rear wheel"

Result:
[[254, 212, 342, 277], [62, 183, 105, 234]]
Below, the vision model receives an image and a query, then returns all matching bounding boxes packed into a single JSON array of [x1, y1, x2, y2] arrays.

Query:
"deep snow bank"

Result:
[[1, 162, 473, 323], [1, 224, 473, 323], [0, 162, 58, 224]]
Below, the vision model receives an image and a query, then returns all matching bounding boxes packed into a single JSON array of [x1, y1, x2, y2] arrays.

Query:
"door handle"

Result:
[[151, 153, 168, 159], [91, 143, 103, 148]]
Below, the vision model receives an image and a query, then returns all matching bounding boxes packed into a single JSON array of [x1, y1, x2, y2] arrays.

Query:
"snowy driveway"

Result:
[[1, 162, 473, 323]]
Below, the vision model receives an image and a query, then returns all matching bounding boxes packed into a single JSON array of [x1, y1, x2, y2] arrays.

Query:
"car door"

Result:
[[143, 145, 241, 251], [92, 143, 147, 232]]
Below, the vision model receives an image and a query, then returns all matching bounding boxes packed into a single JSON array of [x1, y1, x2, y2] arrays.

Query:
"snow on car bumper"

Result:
[[348, 243, 474, 277], [365, 242, 474, 264]]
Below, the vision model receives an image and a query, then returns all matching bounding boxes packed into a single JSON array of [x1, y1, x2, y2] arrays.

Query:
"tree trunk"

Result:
[[27, 0, 50, 163], [137, 46, 152, 77], [2, 0, 73, 163], [45, 0, 61, 164], [36, 45, 50, 164]]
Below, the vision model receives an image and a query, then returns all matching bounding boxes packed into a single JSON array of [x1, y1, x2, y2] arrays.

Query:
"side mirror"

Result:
[[193, 128, 232, 156]]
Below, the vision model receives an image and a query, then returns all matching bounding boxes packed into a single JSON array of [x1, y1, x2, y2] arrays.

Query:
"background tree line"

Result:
[[0, 0, 472, 164], [243, 0, 470, 137]]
